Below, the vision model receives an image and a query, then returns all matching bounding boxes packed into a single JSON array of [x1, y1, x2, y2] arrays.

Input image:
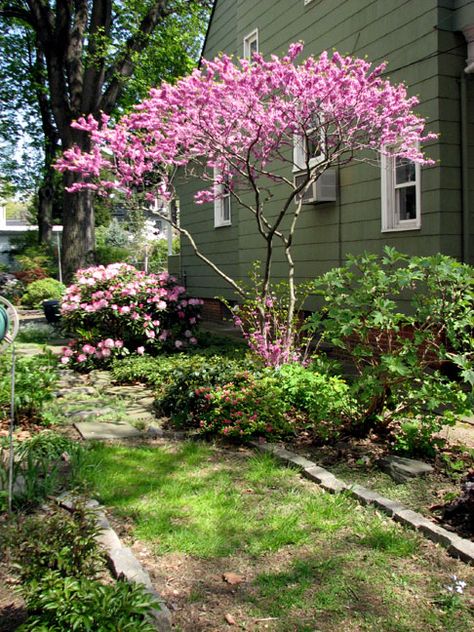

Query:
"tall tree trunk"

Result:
[[37, 171, 54, 244], [61, 172, 95, 283]]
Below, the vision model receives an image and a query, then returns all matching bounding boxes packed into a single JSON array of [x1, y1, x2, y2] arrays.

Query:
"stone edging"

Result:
[[249, 441, 474, 565], [57, 493, 171, 631]]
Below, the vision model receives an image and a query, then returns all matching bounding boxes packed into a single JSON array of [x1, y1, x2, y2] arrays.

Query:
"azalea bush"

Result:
[[60, 263, 202, 368], [192, 373, 292, 439], [157, 355, 251, 423]]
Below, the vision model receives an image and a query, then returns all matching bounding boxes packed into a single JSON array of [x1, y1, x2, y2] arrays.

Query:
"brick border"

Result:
[[249, 441, 474, 565], [57, 493, 171, 631]]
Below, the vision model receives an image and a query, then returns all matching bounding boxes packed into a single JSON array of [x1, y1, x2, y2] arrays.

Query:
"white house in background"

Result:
[[0, 204, 63, 266]]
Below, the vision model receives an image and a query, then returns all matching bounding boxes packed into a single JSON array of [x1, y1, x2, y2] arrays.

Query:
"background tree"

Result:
[[57, 44, 436, 359], [0, 0, 210, 280]]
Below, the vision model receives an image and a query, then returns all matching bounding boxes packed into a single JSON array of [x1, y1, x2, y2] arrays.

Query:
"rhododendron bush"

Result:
[[60, 263, 202, 368], [57, 44, 436, 365]]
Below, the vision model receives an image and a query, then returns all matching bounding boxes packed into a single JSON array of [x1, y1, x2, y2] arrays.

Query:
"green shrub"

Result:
[[20, 574, 158, 632], [0, 353, 58, 419], [9, 502, 103, 582], [157, 355, 251, 424], [95, 244, 132, 265], [276, 363, 354, 440], [308, 248, 472, 453], [193, 372, 292, 438], [22, 277, 65, 308]]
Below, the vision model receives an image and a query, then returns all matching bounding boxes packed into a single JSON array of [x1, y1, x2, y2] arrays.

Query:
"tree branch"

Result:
[[99, 0, 173, 114]]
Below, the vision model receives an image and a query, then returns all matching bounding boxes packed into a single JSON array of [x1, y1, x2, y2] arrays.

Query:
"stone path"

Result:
[[56, 368, 160, 441]]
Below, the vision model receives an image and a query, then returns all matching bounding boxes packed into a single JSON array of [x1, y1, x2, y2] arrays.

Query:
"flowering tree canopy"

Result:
[[57, 43, 435, 362]]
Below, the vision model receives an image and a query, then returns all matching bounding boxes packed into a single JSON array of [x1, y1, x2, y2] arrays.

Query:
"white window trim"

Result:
[[381, 152, 421, 232], [213, 168, 232, 228], [292, 127, 325, 173], [243, 28, 259, 60]]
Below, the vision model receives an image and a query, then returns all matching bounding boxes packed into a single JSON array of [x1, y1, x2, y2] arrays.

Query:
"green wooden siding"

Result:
[[177, 0, 472, 300]]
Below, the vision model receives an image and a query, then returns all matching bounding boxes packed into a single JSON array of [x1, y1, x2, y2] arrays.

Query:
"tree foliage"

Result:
[[0, 0, 210, 271]]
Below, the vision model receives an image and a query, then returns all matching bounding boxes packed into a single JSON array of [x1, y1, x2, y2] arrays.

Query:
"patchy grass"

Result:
[[328, 461, 461, 517], [79, 441, 474, 631]]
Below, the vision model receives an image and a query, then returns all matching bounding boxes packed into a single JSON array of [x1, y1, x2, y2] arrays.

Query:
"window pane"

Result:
[[250, 38, 258, 55], [396, 185, 416, 220], [222, 195, 231, 222], [395, 158, 416, 184]]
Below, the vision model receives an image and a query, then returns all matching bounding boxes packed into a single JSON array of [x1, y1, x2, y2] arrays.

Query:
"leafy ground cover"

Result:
[[78, 440, 474, 631]]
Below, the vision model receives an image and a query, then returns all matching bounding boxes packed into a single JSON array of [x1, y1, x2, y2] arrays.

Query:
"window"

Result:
[[293, 127, 325, 172], [214, 168, 231, 227], [381, 153, 421, 231], [243, 29, 258, 60]]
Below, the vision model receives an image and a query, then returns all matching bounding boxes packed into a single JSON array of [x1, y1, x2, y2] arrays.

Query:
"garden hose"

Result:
[[0, 305, 9, 342]]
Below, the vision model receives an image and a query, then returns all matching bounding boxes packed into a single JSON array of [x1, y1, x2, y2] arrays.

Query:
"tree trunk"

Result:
[[61, 171, 95, 283], [37, 175, 54, 244]]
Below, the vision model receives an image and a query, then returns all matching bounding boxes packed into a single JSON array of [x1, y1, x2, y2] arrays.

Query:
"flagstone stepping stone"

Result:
[[67, 407, 114, 419], [57, 386, 96, 397], [74, 421, 144, 440], [135, 396, 156, 407], [377, 455, 434, 483]]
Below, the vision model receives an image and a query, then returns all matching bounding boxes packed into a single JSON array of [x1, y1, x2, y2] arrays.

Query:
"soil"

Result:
[[0, 514, 27, 632], [0, 568, 26, 632]]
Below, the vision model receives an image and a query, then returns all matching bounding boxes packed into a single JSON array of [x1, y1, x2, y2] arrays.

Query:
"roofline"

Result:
[[198, 0, 217, 68]]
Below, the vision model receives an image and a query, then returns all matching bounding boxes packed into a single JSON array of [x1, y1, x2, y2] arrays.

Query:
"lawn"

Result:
[[79, 440, 474, 631]]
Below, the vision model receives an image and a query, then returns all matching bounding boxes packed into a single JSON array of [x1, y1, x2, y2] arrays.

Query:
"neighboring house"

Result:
[[175, 0, 474, 317], [0, 204, 62, 266]]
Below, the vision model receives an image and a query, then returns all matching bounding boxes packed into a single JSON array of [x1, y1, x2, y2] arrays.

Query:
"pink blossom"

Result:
[[104, 338, 115, 349], [77, 354, 87, 362], [60, 356, 70, 364], [114, 340, 124, 348], [175, 340, 183, 348], [136, 346, 145, 355], [82, 344, 95, 354]]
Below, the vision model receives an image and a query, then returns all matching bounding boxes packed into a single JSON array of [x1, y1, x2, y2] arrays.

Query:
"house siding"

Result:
[[178, 0, 472, 300]]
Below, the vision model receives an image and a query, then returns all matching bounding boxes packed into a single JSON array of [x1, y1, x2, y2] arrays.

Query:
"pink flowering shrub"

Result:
[[191, 373, 292, 439], [61, 338, 128, 370], [60, 263, 202, 367]]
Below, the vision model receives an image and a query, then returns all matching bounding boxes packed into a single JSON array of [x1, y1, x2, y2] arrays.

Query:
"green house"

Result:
[[173, 0, 474, 316]]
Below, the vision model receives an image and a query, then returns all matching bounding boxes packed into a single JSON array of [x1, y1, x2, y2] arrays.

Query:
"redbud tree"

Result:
[[57, 43, 435, 360]]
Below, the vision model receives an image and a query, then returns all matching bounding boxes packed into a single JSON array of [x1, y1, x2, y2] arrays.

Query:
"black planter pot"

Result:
[[43, 299, 62, 324]]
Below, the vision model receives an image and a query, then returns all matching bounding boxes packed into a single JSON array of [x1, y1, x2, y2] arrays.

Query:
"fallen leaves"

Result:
[[223, 572, 244, 585]]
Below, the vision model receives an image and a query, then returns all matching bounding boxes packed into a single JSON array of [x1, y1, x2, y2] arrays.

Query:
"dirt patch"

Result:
[[0, 555, 26, 631]]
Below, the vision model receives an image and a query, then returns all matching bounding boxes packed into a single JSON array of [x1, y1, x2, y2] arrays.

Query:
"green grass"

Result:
[[78, 442, 474, 631]]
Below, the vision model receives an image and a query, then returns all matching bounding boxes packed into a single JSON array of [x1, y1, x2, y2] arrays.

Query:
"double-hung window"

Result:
[[293, 126, 325, 172], [243, 29, 258, 60], [213, 168, 231, 228], [381, 153, 421, 231]]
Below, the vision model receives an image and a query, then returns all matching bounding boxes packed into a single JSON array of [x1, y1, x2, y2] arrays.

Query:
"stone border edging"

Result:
[[56, 493, 171, 631], [249, 441, 474, 565]]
